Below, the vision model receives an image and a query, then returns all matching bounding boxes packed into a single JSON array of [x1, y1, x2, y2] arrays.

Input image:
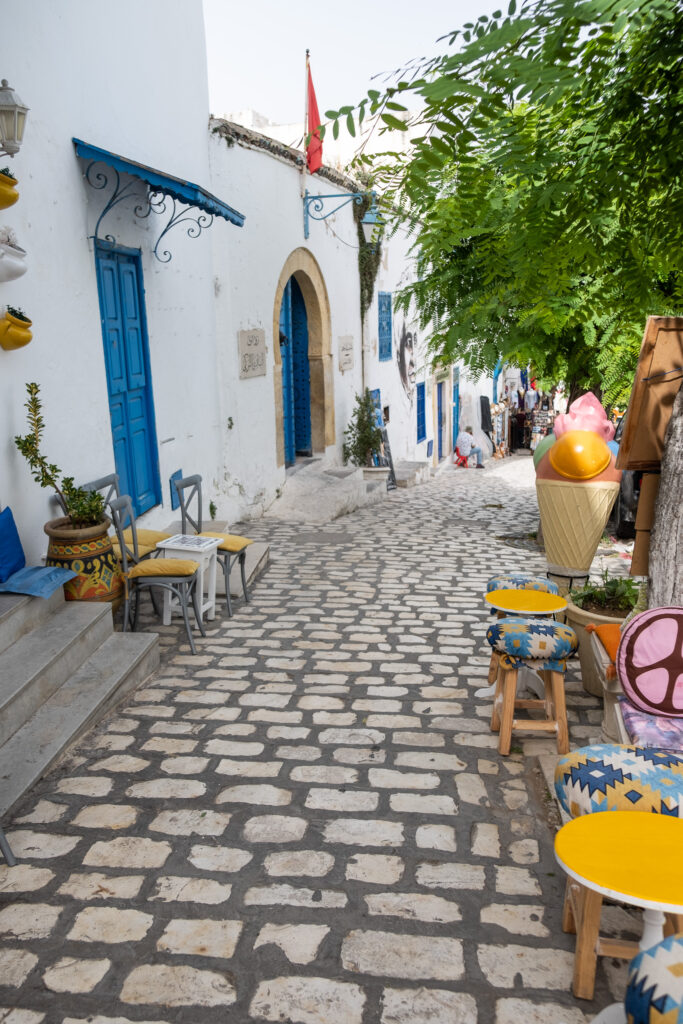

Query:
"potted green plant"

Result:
[[565, 571, 640, 696], [343, 388, 385, 478], [0, 226, 27, 284], [0, 166, 19, 210], [14, 382, 124, 605], [0, 305, 32, 351]]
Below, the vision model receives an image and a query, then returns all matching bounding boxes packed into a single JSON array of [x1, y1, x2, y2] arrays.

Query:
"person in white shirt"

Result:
[[456, 426, 484, 468]]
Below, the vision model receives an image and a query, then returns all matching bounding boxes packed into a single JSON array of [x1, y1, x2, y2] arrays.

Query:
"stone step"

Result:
[[0, 588, 65, 656], [0, 631, 159, 818], [0, 601, 113, 748]]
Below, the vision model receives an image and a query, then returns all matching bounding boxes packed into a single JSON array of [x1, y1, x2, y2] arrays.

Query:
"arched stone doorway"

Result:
[[272, 248, 335, 468]]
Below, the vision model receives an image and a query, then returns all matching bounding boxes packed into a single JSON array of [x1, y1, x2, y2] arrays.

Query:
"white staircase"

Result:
[[0, 589, 158, 820]]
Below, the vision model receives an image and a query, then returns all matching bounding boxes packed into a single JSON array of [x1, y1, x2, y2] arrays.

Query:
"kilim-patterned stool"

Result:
[[484, 574, 561, 687], [623, 933, 683, 1024], [554, 744, 683, 819], [486, 616, 577, 755]]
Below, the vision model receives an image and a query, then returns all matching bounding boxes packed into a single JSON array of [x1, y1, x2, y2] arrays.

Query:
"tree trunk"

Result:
[[648, 381, 683, 607]]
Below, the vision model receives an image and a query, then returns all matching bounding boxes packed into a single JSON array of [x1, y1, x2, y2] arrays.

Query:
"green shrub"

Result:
[[343, 389, 383, 467]]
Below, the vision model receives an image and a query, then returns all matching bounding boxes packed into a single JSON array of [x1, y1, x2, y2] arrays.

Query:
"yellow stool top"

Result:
[[555, 812, 683, 912], [485, 588, 567, 616]]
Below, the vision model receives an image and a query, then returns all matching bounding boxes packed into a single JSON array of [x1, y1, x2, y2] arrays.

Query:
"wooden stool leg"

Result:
[[497, 668, 517, 755], [540, 669, 554, 720], [573, 884, 603, 1000], [562, 876, 577, 934], [487, 648, 499, 684], [551, 670, 569, 754], [490, 663, 503, 733], [664, 912, 683, 936]]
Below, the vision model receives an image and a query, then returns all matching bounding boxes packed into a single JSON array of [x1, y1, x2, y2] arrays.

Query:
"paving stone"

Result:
[[394, 752, 466, 771], [305, 788, 378, 812], [481, 903, 550, 938], [291, 765, 358, 784], [216, 758, 282, 777], [216, 784, 291, 806], [126, 779, 206, 800], [365, 892, 462, 923], [276, 745, 321, 761], [323, 818, 404, 847], [0, 949, 38, 986], [148, 809, 232, 836], [58, 872, 144, 901], [342, 930, 464, 981], [509, 838, 540, 864], [244, 884, 346, 908], [264, 850, 335, 877], [471, 822, 501, 858], [5, 831, 80, 859], [391, 731, 445, 747], [42, 957, 110, 993], [389, 793, 457, 816], [416, 861, 486, 890], [121, 965, 236, 1007], [159, 756, 209, 774], [250, 976, 365, 1024], [369, 769, 439, 789], [0, 865, 55, 893], [68, 907, 153, 943], [381, 987, 478, 1024], [243, 815, 308, 843], [84, 837, 171, 868], [141, 737, 198, 754], [415, 825, 457, 852], [254, 923, 329, 964], [89, 755, 150, 773], [495, 866, 542, 896], [15, 800, 67, 824], [157, 918, 242, 958], [72, 804, 138, 830], [0, 1011, 45, 1024], [267, 726, 310, 740], [494, 999, 588, 1024], [205, 739, 264, 756], [332, 748, 384, 764], [0, 903, 62, 939], [345, 854, 404, 884], [318, 728, 385, 745], [478, 944, 575, 989]]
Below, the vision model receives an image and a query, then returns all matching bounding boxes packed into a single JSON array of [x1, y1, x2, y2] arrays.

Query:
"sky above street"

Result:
[[203, 0, 499, 124]]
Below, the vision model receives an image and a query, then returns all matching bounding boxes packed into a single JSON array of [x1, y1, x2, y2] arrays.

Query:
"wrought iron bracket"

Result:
[[303, 188, 365, 239], [84, 160, 214, 263]]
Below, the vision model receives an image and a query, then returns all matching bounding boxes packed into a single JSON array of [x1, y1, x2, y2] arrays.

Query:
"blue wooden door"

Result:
[[452, 371, 460, 450], [279, 281, 295, 467], [95, 246, 160, 516], [437, 381, 444, 459], [291, 278, 311, 455]]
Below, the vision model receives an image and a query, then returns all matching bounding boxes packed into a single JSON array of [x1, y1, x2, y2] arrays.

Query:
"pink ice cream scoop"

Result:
[[553, 392, 615, 443]]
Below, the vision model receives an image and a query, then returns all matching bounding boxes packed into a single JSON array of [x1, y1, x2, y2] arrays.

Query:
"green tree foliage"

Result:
[[326, 0, 683, 401], [343, 389, 383, 467]]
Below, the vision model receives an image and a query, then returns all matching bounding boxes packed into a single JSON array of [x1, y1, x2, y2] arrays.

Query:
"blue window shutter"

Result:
[[416, 382, 426, 442], [378, 292, 392, 362]]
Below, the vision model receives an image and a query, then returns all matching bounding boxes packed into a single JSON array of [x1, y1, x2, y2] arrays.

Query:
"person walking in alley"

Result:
[[456, 425, 485, 467]]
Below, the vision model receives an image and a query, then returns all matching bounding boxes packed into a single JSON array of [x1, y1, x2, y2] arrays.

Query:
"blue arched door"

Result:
[[279, 276, 311, 465]]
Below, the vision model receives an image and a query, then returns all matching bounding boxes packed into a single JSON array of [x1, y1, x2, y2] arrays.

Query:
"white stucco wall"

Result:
[[0, 0, 220, 561]]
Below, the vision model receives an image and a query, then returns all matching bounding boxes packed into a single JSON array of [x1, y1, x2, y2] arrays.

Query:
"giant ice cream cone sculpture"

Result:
[[535, 394, 621, 574]]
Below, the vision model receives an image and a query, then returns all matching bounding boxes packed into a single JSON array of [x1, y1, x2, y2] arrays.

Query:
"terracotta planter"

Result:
[[0, 241, 27, 283], [564, 597, 627, 697], [0, 172, 19, 210], [0, 311, 32, 351], [44, 516, 124, 606]]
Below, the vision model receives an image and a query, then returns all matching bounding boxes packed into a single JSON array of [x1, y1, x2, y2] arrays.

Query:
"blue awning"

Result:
[[73, 138, 245, 227]]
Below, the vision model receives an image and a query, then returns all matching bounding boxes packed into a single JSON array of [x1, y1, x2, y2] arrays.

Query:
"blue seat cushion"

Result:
[[0, 507, 26, 583], [554, 743, 683, 818], [486, 574, 559, 595], [486, 616, 577, 661]]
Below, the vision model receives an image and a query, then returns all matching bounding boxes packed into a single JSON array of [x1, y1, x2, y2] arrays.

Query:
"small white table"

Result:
[[155, 534, 220, 626]]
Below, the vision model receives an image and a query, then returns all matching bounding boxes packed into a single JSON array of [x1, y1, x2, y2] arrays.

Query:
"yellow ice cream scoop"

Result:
[[548, 429, 611, 480]]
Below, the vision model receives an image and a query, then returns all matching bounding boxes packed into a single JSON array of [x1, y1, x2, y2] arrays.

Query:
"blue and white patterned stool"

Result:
[[484, 574, 560, 686], [554, 744, 683, 819], [486, 616, 578, 754], [591, 933, 683, 1024]]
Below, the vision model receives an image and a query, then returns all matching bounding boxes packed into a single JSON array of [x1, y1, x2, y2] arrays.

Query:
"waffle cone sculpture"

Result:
[[534, 394, 621, 573]]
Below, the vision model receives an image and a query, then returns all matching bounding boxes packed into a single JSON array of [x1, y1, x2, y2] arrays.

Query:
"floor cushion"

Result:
[[619, 698, 683, 753], [617, 607, 683, 717], [554, 743, 683, 818]]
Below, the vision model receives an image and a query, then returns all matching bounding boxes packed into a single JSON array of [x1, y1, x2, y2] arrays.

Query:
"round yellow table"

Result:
[[555, 811, 683, 999], [484, 588, 567, 616]]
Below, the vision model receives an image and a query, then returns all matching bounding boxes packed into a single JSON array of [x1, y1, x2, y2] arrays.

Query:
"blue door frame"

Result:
[[280, 276, 311, 463], [95, 243, 161, 516], [452, 371, 460, 450], [437, 381, 444, 459]]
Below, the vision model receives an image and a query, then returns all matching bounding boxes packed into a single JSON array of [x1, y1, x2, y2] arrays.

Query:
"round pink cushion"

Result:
[[617, 607, 683, 717]]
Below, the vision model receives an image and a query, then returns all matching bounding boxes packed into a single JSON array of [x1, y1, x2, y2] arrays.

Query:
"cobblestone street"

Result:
[[1, 457, 612, 1024]]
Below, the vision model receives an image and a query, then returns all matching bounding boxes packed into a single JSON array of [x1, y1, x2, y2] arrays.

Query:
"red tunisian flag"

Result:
[[306, 63, 323, 174]]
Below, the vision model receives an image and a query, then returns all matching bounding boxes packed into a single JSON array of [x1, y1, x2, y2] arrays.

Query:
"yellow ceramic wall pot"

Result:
[[0, 309, 32, 350], [0, 171, 19, 210]]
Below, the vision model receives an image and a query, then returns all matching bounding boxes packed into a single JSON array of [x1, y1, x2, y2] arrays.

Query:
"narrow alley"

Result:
[[1, 460, 607, 1023]]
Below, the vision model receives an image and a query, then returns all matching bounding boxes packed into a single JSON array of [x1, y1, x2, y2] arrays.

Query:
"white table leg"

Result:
[[474, 683, 497, 698], [206, 550, 217, 621], [589, 1004, 626, 1024], [640, 908, 666, 951]]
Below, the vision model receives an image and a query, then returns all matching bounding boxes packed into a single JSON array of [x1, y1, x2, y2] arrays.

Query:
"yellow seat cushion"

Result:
[[123, 527, 171, 548], [112, 540, 158, 561], [199, 531, 253, 553], [128, 558, 198, 579]]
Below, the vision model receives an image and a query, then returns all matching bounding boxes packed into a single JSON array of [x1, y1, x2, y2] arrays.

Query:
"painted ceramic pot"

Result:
[[44, 517, 124, 606], [0, 311, 32, 350], [0, 171, 19, 210], [0, 241, 27, 283]]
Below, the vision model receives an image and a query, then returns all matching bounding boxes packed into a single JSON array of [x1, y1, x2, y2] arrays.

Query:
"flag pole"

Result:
[[302, 49, 309, 197]]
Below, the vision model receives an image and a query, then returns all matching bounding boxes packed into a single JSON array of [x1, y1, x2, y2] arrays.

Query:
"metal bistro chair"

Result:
[[79, 474, 171, 562], [109, 495, 205, 655], [174, 474, 253, 617]]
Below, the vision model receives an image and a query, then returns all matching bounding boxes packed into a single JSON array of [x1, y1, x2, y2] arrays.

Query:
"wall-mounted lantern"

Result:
[[0, 80, 29, 159]]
